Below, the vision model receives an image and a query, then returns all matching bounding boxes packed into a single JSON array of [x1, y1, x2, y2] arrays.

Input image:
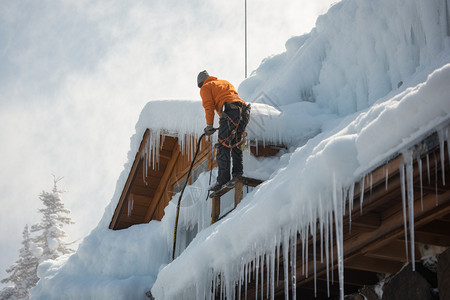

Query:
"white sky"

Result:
[[0, 0, 335, 287]]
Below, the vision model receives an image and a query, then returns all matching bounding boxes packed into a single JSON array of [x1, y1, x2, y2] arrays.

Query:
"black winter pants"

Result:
[[216, 102, 248, 185]]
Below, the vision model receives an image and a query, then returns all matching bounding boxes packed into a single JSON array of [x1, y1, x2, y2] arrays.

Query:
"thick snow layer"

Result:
[[32, 222, 168, 300], [239, 0, 449, 115], [32, 0, 450, 298], [151, 64, 450, 300]]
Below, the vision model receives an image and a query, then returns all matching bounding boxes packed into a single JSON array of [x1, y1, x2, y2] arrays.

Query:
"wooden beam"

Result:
[[350, 212, 381, 232], [144, 141, 180, 222], [345, 256, 404, 274], [316, 268, 379, 287], [410, 231, 450, 247], [364, 240, 412, 262]]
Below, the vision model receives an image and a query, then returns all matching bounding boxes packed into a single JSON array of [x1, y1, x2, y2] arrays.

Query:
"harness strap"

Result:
[[218, 106, 247, 150]]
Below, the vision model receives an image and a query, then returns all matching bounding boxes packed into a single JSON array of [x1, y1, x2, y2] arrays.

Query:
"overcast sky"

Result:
[[0, 0, 335, 286]]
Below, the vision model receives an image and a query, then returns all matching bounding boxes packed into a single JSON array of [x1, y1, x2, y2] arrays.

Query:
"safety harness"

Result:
[[217, 103, 250, 150]]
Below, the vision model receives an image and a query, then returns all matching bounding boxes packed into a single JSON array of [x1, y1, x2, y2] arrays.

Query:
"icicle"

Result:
[[400, 162, 409, 263], [325, 207, 330, 298], [255, 255, 260, 298], [329, 209, 334, 283], [212, 272, 216, 300], [332, 174, 344, 300], [305, 224, 309, 279], [348, 183, 355, 233], [283, 234, 289, 300], [345, 188, 349, 216], [299, 227, 304, 276], [276, 240, 280, 285], [220, 274, 223, 300], [434, 153, 439, 206], [417, 157, 424, 211], [385, 167, 389, 190], [270, 248, 275, 300], [238, 264, 243, 300], [127, 195, 133, 217], [446, 127, 450, 167], [360, 175, 365, 215], [319, 194, 324, 262], [291, 233, 297, 300], [427, 154, 431, 184], [404, 151, 416, 271], [369, 174, 373, 196], [266, 253, 270, 299], [312, 216, 317, 298], [438, 129, 446, 186], [244, 263, 248, 300], [259, 254, 263, 300]]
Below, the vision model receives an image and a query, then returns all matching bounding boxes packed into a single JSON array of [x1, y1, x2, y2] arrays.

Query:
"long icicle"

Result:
[[400, 161, 409, 263], [405, 151, 416, 271], [332, 174, 344, 299], [283, 233, 289, 300]]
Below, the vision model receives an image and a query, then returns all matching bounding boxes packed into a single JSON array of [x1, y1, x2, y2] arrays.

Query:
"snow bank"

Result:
[[32, 0, 450, 298], [31, 222, 168, 300]]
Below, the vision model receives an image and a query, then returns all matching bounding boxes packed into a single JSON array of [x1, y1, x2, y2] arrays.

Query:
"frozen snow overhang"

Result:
[[108, 100, 291, 230], [244, 123, 450, 298]]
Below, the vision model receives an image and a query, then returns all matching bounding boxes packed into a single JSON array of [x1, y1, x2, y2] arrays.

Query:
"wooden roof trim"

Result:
[[144, 141, 180, 222], [354, 130, 442, 200], [109, 129, 150, 230]]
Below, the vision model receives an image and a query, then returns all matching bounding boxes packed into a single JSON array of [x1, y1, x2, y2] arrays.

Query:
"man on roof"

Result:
[[197, 70, 250, 192]]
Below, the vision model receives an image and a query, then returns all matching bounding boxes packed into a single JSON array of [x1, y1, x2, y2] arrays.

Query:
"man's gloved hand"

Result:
[[204, 124, 215, 136]]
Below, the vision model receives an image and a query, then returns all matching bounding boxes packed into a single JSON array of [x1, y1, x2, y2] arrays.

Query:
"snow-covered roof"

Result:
[[31, 0, 450, 298]]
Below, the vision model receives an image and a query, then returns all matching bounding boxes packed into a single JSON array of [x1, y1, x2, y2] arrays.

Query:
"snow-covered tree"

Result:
[[0, 225, 39, 299], [30, 177, 74, 262]]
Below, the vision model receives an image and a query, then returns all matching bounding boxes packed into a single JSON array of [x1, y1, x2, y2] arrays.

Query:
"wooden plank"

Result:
[[127, 194, 152, 207], [144, 142, 180, 222], [130, 185, 157, 197], [209, 176, 263, 198]]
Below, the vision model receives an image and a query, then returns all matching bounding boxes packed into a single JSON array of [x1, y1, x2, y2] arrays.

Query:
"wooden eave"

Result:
[[242, 129, 450, 299], [109, 129, 180, 230]]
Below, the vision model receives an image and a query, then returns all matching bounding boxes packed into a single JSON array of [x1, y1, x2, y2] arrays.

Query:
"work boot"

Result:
[[209, 181, 226, 192]]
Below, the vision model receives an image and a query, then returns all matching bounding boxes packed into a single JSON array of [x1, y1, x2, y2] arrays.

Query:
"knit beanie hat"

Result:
[[197, 70, 210, 88]]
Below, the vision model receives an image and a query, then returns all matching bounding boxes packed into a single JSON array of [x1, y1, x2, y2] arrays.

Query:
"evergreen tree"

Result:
[[30, 177, 74, 262], [0, 225, 39, 299]]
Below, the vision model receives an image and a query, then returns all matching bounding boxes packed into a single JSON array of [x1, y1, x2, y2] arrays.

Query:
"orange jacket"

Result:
[[200, 76, 246, 124]]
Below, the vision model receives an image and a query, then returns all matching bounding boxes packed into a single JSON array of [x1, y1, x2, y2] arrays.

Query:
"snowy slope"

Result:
[[31, 0, 450, 299]]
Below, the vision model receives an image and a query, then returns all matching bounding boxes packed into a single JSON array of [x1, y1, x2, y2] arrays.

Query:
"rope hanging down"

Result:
[[172, 130, 216, 260]]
